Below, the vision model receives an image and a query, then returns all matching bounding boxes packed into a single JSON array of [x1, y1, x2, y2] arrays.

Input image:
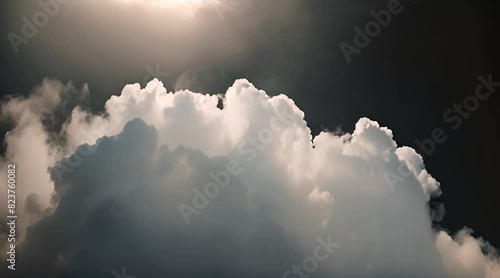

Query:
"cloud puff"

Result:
[[0, 79, 498, 277], [436, 229, 500, 278]]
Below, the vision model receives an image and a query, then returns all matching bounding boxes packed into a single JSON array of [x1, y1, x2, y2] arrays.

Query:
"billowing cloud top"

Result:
[[0, 79, 499, 277]]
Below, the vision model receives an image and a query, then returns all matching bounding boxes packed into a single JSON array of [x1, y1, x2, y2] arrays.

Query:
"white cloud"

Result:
[[0, 78, 498, 277], [436, 229, 500, 278]]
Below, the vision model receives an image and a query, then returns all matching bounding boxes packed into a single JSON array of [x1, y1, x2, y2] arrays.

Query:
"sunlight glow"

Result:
[[112, 0, 204, 8], [110, 0, 207, 17]]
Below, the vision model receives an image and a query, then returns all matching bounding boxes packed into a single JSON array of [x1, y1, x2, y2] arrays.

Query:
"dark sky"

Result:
[[0, 0, 498, 250]]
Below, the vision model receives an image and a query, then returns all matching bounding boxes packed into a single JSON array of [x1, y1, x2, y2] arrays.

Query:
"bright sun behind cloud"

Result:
[[112, 0, 204, 7], [110, 0, 208, 17]]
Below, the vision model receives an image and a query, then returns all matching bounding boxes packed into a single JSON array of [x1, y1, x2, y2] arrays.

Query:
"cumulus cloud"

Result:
[[436, 229, 500, 278], [0, 78, 498, 277]]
